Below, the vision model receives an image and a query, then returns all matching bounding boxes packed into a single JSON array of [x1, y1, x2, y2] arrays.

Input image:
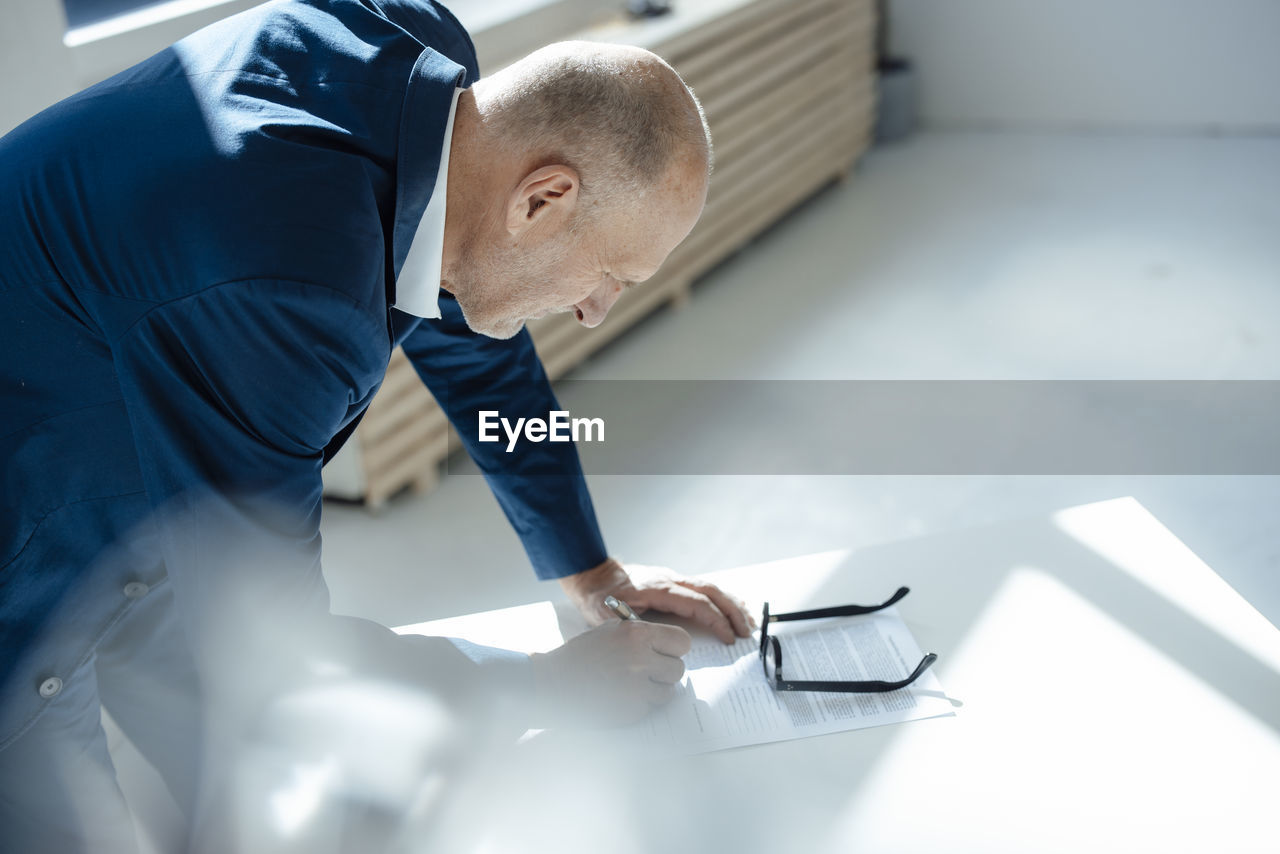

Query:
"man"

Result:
[[0, 0, 752, 849]]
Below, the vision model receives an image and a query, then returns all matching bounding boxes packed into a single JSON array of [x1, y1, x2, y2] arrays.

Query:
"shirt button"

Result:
[[38, 677, 63, 699], [123, 582, 150, 599]]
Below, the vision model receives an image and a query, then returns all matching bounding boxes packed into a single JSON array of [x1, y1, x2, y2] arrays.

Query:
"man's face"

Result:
[[447, 167, 706, 340]]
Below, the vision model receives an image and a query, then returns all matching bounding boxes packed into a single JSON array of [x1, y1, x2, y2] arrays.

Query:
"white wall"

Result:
[[0, 0, 597, 136], [0, 1, 78, 136], [890, 0, 1280, 133]]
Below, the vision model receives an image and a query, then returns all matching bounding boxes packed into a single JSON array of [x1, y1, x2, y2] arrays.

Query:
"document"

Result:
[[628, 606, 954, 753]]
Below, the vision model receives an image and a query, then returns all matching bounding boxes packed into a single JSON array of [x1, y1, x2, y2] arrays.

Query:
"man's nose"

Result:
[[575, 281, 624, 328]]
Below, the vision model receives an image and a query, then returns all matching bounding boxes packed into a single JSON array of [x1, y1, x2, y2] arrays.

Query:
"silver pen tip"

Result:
[[604, 595, 637, 620]]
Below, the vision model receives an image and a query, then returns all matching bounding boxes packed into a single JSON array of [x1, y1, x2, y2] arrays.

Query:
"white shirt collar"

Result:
[[394, 87, 462, 319]]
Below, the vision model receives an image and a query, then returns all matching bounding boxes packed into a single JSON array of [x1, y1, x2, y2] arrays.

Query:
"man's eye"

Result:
[[603, 273, 637, 290]]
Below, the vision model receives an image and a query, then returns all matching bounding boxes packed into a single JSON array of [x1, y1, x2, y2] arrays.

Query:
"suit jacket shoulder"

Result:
[[1, 0, 476, 321]]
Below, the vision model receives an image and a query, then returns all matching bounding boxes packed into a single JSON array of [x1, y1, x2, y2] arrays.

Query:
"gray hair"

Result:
[[485, 41, 712, 207]]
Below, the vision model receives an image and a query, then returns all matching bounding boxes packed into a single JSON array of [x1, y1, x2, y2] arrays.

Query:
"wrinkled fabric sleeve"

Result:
[[399, 294, 608, 580], [111, 279, 532, 724]]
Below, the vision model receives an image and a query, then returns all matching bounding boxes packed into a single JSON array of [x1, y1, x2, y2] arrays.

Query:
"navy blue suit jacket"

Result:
[[0, 0, 605, 730]]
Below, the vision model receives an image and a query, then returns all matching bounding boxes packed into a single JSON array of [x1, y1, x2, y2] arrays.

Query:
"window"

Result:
[[63, 0, 164, 29], [61, 0, 245, 47]]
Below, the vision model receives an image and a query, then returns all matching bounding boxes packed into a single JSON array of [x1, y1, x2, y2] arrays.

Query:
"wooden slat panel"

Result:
[[671, 131, 867, 281], [702, 49, 872, 166], [363, 349, 421, 417], [527, 273, 690, 377], [695, 92, 868, 231], [359, 360, 448, 446], [659, 0, 871, 69], [533, 275, 691, 378], [364, 436, 447, 508], [691, 8, 863, 108], [654, 0, 800, 66], [360, 390, 445, 445], [704, 59, 870, 193], [362, 415, 448, 482], [667, 110, 869, 275], [671, 0, 842, 82], [708, 47, 871, 154]]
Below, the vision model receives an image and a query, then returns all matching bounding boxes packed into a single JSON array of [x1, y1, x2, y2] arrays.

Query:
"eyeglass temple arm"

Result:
[[778, 652, 938, 693], [768, 586, 910, 623]]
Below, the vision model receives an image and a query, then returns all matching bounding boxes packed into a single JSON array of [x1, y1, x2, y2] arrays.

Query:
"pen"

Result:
[[603, 595, 640, 622]]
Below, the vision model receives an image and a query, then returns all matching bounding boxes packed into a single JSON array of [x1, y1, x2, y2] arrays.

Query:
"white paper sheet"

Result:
[[628, 606, 955, 753]]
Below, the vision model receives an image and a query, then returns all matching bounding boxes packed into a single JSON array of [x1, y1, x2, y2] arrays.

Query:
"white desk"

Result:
[[399, 498, 1280, 854]]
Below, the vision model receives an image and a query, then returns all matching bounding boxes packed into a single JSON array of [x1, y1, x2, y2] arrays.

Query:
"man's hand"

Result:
[[528, 619, 691, 726], [559, 558, 755, 645]]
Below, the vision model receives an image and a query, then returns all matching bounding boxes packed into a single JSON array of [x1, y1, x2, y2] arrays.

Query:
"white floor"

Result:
[[319, 130, 1280, 631]]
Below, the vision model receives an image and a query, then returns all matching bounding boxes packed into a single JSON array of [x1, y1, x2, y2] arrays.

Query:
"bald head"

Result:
[[474, 41, 712, 209], [441, 42, 712, 339]]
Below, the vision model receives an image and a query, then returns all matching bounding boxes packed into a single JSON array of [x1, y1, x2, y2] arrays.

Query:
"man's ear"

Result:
[[506, 165, 579, 236]]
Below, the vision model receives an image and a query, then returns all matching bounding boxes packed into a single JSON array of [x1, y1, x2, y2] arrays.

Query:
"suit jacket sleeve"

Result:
[[398, 294, 609, 580], [111, 279, 532, 723]]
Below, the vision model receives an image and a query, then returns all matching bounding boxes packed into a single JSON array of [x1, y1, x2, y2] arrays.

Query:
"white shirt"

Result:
[[393, 87, 463, 319], [384, 87, 537, 694]]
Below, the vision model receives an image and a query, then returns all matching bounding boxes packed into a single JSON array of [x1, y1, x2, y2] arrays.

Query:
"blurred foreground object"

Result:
[[627, 0, 672, 19]]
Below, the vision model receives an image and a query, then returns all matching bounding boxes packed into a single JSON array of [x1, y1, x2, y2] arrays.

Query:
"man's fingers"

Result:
[[644, 586, 736, 644], [594, 566, 755, 644], [678, 580, 753, 638], [645, 649, 686, 685], [641, 621, 692, 657], [590, 598, 618, 625]]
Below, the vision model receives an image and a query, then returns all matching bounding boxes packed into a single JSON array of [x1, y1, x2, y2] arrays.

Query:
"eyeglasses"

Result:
[[759, 587, 938, 693]]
